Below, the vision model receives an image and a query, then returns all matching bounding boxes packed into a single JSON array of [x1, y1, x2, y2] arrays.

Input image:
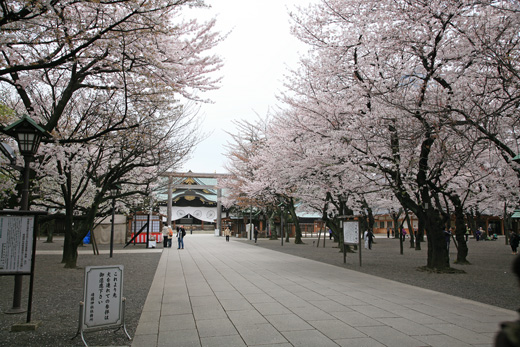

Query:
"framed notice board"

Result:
[[0, 215, 34, 275], [343, 220, 359, 245]]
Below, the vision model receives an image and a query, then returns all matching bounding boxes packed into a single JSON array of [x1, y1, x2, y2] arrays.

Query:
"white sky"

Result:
[[180, 0, 316, 174]]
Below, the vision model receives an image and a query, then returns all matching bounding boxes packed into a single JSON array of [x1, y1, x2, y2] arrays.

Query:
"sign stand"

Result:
[[0, 211, 47, 331], [72, 265, 131, 347], [343, 219, 362, 266]]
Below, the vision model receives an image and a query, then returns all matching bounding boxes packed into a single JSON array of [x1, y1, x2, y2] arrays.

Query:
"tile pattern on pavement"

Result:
[[131, 235, 516, 347]]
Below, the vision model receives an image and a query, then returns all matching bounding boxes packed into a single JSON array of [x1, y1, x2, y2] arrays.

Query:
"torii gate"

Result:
[[160, 172, 230, 234]]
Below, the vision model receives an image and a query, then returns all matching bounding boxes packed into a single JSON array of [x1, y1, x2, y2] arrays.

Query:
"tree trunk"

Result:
[[404, 209, 414, 248], [43, 220, 55, 243], [452, 195, 469, 264], [268, 211, 277, 240], [392, 211, 401, 239], [61, 207, 76, 266], [62, 232, 79, 268], [425, 211, 450, 270], [269, 210, 278, 240], [62, 193, 102, 268], [466, 210, 476, 236], [288, 197, 303, 244], [399, 229, 404, 255], [415, 217, 424, 250]]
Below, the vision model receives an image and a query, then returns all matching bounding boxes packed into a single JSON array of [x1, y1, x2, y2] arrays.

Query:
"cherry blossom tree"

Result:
[[35, 99, 197, 267], [1, 0, 223, 267], [277, 0, 520, 270], [220, 118, 288, 239]]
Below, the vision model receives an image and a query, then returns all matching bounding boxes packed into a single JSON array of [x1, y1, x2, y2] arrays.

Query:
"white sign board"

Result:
[[343, 221, 359, 245], [83, 265, 124, 330], [0, 216, 34, 274]]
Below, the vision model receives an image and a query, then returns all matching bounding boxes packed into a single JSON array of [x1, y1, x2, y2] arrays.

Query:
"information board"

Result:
[[343, 220, 359, 245], [83, 265, 124, 330], [0, 216, 34, 274]]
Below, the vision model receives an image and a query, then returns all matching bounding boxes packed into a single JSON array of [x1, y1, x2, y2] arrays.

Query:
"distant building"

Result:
[[156, 172, 227, 232]]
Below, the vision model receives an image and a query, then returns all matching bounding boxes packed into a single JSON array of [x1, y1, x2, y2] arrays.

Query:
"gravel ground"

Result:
[[0, 238, 161, 347], [247, 235, 520, 311], [1, 234, 518, 347]]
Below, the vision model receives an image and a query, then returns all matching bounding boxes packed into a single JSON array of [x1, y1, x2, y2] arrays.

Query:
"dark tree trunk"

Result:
[[43, 219, 55, 243], [451, 195, 469, 264], [288, 197, 303, 244], [425, 211, 450, 270], [415, 217, 424, 251], [268, 210, 278, 240], [392, 211, 401, 239], [399, 230, 404, 255], [62, 229, 79, 268], [404, 209, 414, 248], [62, 218, 91, 268], [62, 194, 102, 268]]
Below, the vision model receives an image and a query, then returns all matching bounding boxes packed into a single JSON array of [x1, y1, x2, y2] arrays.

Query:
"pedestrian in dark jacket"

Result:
[[510, 231, 519, 255]]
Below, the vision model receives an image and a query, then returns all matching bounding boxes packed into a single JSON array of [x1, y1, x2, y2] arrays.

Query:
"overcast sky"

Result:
[[180, 0, 316, 174]]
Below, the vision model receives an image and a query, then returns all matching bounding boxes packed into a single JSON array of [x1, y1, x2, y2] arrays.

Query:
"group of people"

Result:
[[162, 223, 186, 249], [473, 226, 499, 241]]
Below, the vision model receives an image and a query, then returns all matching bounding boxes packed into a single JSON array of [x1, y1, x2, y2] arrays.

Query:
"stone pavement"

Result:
[[131, 235, 516, 347]]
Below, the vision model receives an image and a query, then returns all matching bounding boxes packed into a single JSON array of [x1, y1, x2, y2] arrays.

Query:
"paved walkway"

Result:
[[131, 235, 516, 347]]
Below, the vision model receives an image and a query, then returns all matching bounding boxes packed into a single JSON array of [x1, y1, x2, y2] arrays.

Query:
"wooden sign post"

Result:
[[343, 219, 362, 266]]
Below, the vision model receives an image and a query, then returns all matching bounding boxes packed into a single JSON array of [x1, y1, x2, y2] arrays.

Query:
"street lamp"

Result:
[[4, 115, 47, 212], [110, 185, 121, 258], [3, 114, 48, 314], [512, 154, 520, 228], [280, 204, 284, 247]]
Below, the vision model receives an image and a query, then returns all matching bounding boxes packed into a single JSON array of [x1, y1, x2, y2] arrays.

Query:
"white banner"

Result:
[[161, 206, 218, 223]]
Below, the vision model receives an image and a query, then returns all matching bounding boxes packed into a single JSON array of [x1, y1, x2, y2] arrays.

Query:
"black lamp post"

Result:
[[4, 115, 46, 211], [110, 185, 121, 258], [512, 155, 520, 229], [3, 115, 47, 314], [280, 205, 284, 246]]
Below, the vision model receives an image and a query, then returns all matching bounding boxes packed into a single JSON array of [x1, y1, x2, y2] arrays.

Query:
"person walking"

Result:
[[444, 227, 452, 251], [224, 227, 231, 242], [177, 225, 185, 249], [367, 230, 375, 250], [254, 226, 259, 243], [162, 223, 170, 248], [167, 226, 173, 248], [510, 230, 519, 255], [363, 230, 369, 249]]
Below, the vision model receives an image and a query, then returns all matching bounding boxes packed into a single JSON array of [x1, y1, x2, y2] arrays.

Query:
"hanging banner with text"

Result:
[[0, 215, 34, 274], [83, 265, 124, 330]]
